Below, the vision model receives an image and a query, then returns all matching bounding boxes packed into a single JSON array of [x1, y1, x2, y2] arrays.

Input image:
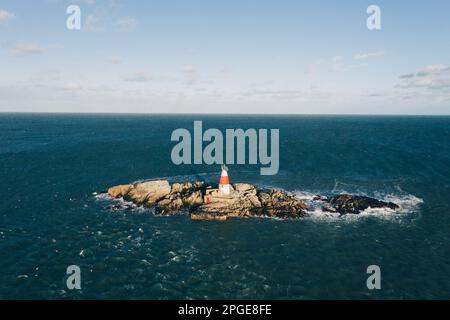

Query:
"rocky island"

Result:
[[105, 179, 400, 220]]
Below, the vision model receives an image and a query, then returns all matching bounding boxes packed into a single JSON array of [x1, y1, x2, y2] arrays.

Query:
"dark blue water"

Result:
[[1, 114, 449, 299]]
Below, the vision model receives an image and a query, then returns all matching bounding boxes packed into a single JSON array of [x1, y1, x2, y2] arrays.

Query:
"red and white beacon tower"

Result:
[[219, 165, 231, 195]]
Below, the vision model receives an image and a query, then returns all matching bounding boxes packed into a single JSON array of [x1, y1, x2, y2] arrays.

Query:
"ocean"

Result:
[[1, 113, 449, 299]]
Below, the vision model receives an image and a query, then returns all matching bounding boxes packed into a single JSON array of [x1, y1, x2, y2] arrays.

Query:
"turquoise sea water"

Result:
[[1, 114, 449, 299]]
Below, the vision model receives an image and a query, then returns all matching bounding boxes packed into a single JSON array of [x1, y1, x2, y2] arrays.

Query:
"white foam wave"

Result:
[[93, 192, 111, 201], [294, 191, 317, 201], [294, 190, 423, 221], [378, 193, 424, 214], [94, 193, 152, 213]]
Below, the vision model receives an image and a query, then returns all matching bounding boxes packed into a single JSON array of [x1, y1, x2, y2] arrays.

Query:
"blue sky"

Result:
[[1, 0, 450, 114]]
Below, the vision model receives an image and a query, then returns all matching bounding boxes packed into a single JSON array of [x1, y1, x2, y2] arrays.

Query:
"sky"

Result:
[[0, 0, 450, 114]]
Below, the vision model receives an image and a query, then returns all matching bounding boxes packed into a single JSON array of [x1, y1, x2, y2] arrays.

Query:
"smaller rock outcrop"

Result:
[[320, 194, 399, 215]]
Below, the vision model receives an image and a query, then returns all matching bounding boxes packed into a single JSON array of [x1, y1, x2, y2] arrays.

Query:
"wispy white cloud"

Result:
[[107, 56, 123, 64], [416, 64, 450, 77], [396, 64, 450, 90], [241, 88, 304, 100], [307, 56, 368, 74], [122, 71, 152, 82], [10, 43, 45, 55], [60, 82, 83, 91], [331, 61, 367, 73], [84, 15, 105, 32], [180, 65, 201, 85], [116, 18, 137, 31], [399, 73, 415, 79], [180, 65, 197, 73], [397, 77, 450, 90], [353, 51, 385, 60], [0, 9, 15, 23], [396, 77, 434, 89]]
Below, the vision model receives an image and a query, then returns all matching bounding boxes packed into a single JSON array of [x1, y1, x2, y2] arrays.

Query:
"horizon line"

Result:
[[1, 111, 450, 117]]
